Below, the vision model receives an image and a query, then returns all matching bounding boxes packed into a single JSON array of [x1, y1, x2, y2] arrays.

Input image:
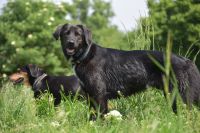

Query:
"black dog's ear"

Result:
[[77, 25, 92, 46], [27, 64, 44, 78], [20, 65, 29, 73], [53, 24, 64, 40]]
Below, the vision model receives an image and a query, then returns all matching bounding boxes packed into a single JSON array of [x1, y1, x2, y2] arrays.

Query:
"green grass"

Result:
[[0, 83, 200, 133]]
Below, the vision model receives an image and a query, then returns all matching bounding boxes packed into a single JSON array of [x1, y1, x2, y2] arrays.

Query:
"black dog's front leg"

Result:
[[83, 74, 108, 120], [86, 84, 108, 120], [53, 93, 61, 106], [88, 95, 108, 120]]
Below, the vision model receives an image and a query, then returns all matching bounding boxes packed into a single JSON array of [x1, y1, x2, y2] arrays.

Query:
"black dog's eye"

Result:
[[64, 31, 70, 35], [75, 31, 80, 36]]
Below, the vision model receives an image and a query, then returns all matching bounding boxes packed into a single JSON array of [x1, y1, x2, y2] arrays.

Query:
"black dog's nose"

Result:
[[67, 40, 74, 44], [67, 40, 75, 47]]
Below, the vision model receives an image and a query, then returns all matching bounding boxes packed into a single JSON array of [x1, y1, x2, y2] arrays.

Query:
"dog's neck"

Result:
[[72, 44, 92, 64], [32, 73, 48, 91], [24, 78, 31, 86]]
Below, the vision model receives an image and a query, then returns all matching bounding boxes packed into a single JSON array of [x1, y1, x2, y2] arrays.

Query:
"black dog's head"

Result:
[[53, 24, 92, 59], [21, 64, 45, 82]]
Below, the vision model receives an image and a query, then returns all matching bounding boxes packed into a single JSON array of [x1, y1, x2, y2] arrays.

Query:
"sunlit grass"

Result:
[[0, 83, 200, 133]]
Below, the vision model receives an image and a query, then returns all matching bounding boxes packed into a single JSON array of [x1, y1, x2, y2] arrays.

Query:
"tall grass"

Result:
[[0, 83, 200, 133]]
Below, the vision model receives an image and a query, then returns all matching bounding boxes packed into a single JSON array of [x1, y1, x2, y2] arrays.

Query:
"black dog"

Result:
[[53, 24, 200, 118], [9, 64, 84, 105]]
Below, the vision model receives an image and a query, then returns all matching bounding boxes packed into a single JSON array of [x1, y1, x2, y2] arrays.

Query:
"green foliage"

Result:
[[0, 0, 71, 75], [0, 0, 125, 76], [147, 0, 200, 49], [146, 0, 200, 65], [122, 19, 152, 50]]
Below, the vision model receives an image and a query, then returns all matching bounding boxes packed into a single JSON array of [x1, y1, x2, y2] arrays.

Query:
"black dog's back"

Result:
[[40, 75, 84, 105], [89, 46, 166, 93], [46, 75, 82, 96]]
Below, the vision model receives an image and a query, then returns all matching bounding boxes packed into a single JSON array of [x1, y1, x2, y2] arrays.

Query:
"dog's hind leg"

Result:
[[183, 61, 200, 108], [163, 83, 177, 113], [174, 60, 200, 109], [169, 83, 178, 114], [170, 94, 178, 113]]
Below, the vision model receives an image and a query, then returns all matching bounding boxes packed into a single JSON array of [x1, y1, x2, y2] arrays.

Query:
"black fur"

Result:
[[21, 64, 84, 105], [54, 24, 200, 118]]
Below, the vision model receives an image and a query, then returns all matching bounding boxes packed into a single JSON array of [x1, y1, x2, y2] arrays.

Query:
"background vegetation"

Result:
[[0, 0, 200, 132], [0, 0, 199, 77], [145, 0, 200, 62], [0, 0, 126, 77]]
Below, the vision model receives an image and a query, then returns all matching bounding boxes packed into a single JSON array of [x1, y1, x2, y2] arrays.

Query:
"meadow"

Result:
[[0, 81, 200, 133]]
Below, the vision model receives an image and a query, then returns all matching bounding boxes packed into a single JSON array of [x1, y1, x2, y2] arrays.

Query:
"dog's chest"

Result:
[[73, 64, 86, 87]]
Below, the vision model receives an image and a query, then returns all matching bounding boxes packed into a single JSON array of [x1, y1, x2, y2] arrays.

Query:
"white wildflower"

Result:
[[3, 74, 7, 78], [58, 4, 64, 9], [47, 22, 52, 26], [104, 110, 122, 120], [89, 120, 95, 125], [16, 48, 20, 52], [2, 65, 6, 68], [37, 13, 42, 16], [28, 34, 33, 39], [43, 8, 47, 11], [65, 14, 71, 20], [51, 121, 60, 127], [25, 2, 30, 6], [168, 122, 172, 128], [50, 17, 55, 21], [11, 41, 16, 45]]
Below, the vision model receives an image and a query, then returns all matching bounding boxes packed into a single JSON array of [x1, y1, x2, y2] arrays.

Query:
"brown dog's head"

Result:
[[9, 64, 45, 86], [9, 69, 30, 86], [53, 24, 92, 59]]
